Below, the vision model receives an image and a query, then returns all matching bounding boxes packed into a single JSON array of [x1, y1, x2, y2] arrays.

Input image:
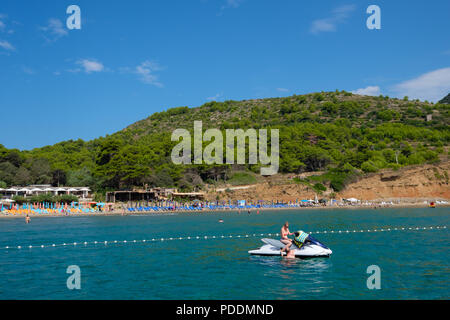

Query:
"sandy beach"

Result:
[[1, 201, 448, 219]]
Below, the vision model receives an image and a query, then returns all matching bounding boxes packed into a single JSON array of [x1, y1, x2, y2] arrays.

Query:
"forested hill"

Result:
[[0, 90, 449, 196], [439, 93, 450, 104], [122, 91, 449, 138]]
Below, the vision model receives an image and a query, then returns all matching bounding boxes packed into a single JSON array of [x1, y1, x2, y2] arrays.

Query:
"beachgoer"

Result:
[[248, 209, 251, 214], [26, 214, 30, 224], [280, 221, 293, 254]]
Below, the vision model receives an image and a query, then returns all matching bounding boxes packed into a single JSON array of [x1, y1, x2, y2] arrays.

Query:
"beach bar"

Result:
[[106, 190, 158, 203]]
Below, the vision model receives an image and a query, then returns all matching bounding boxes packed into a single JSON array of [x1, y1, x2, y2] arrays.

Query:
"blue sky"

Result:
[[0, 0, 449, 150]]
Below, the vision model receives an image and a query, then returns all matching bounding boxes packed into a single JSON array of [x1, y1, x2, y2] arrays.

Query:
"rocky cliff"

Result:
[[206, 162, 450, 202]]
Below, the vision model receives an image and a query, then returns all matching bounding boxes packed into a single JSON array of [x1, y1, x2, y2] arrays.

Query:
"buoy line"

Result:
[[0, 225, 447, 251]]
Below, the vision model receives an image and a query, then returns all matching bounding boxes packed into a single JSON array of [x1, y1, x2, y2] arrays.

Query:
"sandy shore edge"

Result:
[[1, 202, 448, 219]]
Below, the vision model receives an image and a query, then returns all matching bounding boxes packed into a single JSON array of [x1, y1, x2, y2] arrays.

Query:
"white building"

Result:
[[0, 185, 91, 199]]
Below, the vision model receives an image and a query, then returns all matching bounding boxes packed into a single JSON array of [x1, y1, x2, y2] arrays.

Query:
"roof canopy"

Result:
[[0, 199, 15, 203]]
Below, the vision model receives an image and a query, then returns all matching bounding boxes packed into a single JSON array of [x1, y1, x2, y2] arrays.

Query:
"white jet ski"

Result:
[[248, 236, 332, 258]]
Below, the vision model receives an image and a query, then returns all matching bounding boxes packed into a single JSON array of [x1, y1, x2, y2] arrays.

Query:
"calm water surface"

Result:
[[0, 208, 448, 299]]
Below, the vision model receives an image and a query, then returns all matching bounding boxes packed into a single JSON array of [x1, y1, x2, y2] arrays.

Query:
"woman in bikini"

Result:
[[280, 221, 294, 255]]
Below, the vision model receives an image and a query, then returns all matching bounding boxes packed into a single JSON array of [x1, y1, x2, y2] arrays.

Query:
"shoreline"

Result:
[[1, 202, 448, 219]]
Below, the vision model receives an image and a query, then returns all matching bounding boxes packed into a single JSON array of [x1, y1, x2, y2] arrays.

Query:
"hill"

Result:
[[203, 162, 450, 202], [0, 90, 449, 198], [439, 93, 450, 104]]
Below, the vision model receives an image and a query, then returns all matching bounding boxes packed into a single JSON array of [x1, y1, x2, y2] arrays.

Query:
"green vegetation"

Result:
[[227, 172, 258, 186], [12, 194, 78, 205], [438, 93, 450, 104], [0, 91, 448, 193]]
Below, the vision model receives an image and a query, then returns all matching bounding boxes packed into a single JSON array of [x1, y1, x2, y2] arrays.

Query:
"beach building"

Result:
[[106, 189, 158, 203], [0, 185, 91, 199]]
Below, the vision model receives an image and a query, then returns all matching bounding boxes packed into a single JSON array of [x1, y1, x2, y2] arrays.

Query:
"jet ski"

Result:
[[248, 235, 332, 258]]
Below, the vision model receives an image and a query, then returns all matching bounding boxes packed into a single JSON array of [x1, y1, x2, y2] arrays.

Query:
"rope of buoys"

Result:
[[1, 225, 447, 251]]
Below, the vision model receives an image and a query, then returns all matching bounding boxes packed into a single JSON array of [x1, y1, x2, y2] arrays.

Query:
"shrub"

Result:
[[313, 183, 327, 192], [12, 195, 27, 205], [29, 194, 55, 203], [361, 160, 379, 173], [55, 194, 79, 204], [227, 172, 257, 186]]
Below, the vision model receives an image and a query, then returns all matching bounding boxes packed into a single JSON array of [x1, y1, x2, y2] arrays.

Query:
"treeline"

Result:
[[0, 143, 95, 188], [0, 91, 448, 194]]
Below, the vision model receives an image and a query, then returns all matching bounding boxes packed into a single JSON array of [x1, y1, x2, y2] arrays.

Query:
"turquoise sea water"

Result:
[[0, 208, 449, 300]]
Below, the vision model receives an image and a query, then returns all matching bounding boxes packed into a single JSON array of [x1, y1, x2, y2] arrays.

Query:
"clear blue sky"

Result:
[[1, 0, 449, 150]]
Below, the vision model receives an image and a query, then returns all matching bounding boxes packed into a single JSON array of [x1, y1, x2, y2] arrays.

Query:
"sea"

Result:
[[0, 207, 448, 299]]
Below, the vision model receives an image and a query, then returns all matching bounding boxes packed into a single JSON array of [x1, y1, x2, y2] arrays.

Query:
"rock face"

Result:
[[207, 181, 318, 202], [206, 162, 450, 202], [338, 162, 450, 201]]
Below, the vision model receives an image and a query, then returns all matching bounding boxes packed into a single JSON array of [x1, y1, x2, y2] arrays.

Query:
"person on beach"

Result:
[[25, 214, 30, 224], [280, 221, 294, 254]]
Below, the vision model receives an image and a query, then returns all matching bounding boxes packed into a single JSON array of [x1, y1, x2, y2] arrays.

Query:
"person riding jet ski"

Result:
[[249, 229, 332, 258]]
